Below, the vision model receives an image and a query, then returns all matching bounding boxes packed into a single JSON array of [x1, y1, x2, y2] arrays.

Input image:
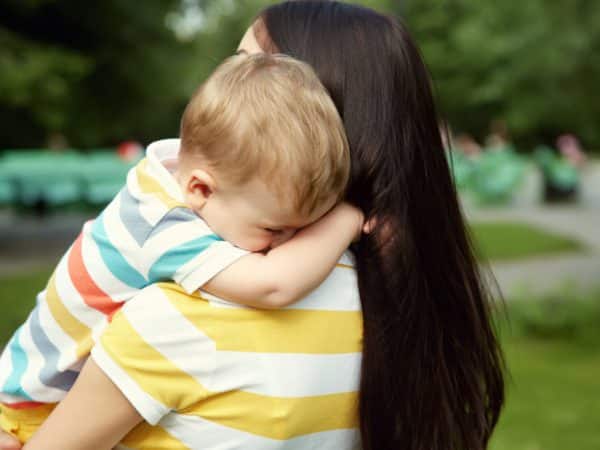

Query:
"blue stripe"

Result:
[[91, 214, 148, 288], [29, 307, 79, 392], [146, 207, 199, 242], [119, 189, 154, 247], [2, 328, 33, 400], [148, 234, 222, 282]]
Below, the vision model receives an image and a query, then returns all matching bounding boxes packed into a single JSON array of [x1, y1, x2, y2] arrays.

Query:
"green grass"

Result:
[[490, 291, 600, 450], [471, 221, 583, 261], [0, 268, 50, 344], [491, 336, 600, 450]]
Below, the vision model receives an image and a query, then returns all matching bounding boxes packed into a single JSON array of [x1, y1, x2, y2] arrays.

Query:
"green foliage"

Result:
[[402, 0, 600, 148], [504, 288, 600, 343], [1, 0, 599, 149], [0, 0, 193, 148]]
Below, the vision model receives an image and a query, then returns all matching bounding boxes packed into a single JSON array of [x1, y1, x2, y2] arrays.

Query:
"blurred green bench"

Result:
[[0, 149, 139, 210], [449, 145, 526, 204]]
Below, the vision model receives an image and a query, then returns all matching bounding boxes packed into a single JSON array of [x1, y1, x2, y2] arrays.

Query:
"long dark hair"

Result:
[[257, 2, 505, 450]]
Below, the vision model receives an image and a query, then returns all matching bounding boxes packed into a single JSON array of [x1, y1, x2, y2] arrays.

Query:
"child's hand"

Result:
[[0, 431, 21, 450]]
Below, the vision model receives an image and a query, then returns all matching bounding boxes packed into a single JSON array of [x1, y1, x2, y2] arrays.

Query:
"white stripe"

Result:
[[121, 286, 216, 387], [123, 286, 360, 398], [53, 252, 105, 331], [36, 292, 79, 372], [160, 412, 360, 450], [0, 393, 29, 404], [101, 195, 150, 278], [286, 264, 360, 311], [17, 318, 65, 402], [80, 223, 137, 302], [135, 219, 216, 277], [138, 196, 167, 228], [145, 139, 185, 202], [339, 250, 355, 267], [92, 344, 169, 425], [125, 167, 166, 226], [210, 351, 361, 398], [174, 240, 248, 294]]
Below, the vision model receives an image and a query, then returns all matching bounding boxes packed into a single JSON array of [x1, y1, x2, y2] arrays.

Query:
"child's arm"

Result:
[[22, 359, 142, 450], [202, 202, 363, 308], [0, 432, 21, 450]]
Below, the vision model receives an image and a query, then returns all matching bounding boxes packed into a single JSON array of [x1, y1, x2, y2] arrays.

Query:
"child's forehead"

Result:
[[236, 180, 305, 221], [228, 175, 336, 226]]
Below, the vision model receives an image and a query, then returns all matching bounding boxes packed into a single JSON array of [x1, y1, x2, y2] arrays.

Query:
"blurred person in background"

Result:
[[455, 132, 483, 158], [485, 119, 511, 150], [557, 133, 587, 169], [0, 2, 505, 450]]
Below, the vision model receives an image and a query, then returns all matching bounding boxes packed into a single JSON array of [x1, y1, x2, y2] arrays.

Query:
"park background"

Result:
[[0, 1, 599, 449]]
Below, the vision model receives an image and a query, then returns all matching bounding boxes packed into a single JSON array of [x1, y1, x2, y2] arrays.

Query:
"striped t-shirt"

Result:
[[93, 257, 362, 449], [0, 139, 248, 406]]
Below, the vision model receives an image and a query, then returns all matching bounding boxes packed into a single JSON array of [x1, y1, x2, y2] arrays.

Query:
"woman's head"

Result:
[[240, 3, 444, 223], [239, 2, 505, 450]]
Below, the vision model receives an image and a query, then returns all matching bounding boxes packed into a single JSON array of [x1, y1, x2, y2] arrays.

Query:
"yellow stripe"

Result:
[[159, 283, 362, 354], [100, 311, 210, 410], [181, 390, 358, 440], [121, 421, 190, 450], [0, 404, 56, 444], [135, 159, 186, 209], [102, 310, 358, 440], [45, 274, 93, 358], [335, 262, 354, 269]]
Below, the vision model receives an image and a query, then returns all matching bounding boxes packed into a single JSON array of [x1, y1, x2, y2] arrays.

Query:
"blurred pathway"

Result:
[[466, 205, 600, 297], [0, 211, 89, 277]]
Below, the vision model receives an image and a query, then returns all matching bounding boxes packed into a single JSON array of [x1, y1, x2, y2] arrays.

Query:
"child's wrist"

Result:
[[336, 202, 364, 242]]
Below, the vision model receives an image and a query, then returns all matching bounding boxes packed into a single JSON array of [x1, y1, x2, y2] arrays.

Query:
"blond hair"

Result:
[[180, 53, 349, 216]]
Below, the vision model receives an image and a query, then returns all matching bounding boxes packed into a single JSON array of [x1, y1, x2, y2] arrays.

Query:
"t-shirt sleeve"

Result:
[[171, 240, 248, 294], [90, 284, 214, 425], [141, 208, 248, 294]]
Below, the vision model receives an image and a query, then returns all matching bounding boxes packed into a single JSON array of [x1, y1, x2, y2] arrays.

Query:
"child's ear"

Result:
[[185, 169, 217, 211]]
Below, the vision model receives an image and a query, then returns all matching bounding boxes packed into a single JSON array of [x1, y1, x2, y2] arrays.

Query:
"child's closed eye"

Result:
[[263, 227, 282, 234]]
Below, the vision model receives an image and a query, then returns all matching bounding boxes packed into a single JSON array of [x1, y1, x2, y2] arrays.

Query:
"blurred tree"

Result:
[[1, 0, 599, 151], [0, 0, 195, 148], [401, 0, 600, 149]]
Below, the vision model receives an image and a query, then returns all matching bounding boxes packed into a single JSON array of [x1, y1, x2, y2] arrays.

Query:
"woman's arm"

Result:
[[203, 202, 363, 308], [23, 358, 142, 450]]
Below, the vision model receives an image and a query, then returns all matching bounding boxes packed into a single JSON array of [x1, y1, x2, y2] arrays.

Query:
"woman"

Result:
[[2, 2, 505, 449]]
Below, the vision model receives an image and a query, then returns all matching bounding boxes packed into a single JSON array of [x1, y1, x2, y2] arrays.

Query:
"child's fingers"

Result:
[[0, 431, 21, 450], [362, 216, 377, 234]]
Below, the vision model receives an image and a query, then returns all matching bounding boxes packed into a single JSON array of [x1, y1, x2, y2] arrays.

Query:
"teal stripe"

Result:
[[91, 214, 148, 288], [148, 234, 222, 282], [2, 328, 33, 400]]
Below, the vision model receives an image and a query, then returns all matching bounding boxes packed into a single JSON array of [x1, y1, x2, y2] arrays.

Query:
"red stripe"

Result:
[[68, 233, 124, 316], [2, 401, 44, 409]]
